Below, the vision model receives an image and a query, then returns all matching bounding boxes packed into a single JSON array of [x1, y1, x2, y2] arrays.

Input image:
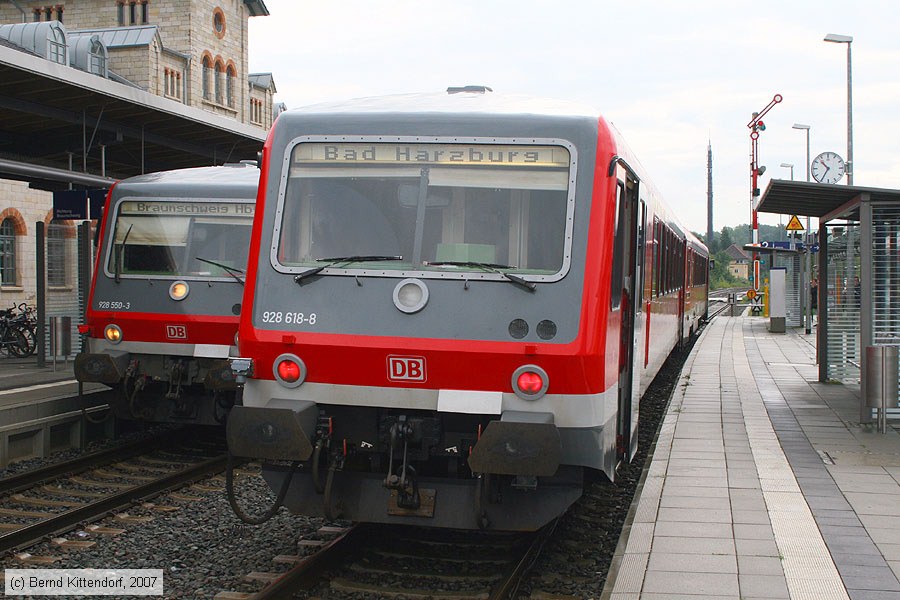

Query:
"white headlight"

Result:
[[393, 278, 429, 314]]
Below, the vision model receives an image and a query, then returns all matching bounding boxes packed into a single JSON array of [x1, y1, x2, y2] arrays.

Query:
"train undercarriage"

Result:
[[76, 351, 236, 425], [228, 404, 586, 530]]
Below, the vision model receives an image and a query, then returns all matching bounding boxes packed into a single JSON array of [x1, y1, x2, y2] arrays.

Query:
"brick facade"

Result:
[[0, 1, 274, 127]]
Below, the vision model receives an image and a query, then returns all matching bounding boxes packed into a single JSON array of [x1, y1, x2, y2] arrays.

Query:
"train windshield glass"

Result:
[[106, 200, 254, 278], [275, 142, 573, 277]]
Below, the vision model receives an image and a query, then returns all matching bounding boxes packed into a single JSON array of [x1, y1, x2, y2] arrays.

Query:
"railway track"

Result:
[[218, 521, 556, 600], [0, 433, 227, 555]]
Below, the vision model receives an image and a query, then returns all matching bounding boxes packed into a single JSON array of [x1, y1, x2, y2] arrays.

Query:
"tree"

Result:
[[718, 227, 733, 253]]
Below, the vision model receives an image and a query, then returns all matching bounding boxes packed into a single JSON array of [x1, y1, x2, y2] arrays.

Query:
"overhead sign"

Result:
[[785, 215, 805, 231], [53, 189, 109, 220], [52, 190, 88, 220]]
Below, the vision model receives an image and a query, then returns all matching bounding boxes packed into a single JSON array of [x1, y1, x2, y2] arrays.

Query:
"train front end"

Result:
[[230, 94, 620, 530], [75, 164, 258, 425]]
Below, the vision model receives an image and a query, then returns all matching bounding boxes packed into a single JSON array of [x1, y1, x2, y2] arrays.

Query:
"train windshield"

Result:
[[106, 199, 254, 279], [274, 142, 573, 279]]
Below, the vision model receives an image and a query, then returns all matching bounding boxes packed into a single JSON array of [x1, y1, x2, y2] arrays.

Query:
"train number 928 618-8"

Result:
[[261, 311, 318, 325]]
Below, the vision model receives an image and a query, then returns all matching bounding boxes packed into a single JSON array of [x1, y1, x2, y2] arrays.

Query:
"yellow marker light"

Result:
[[169, 281, 190, 301], [104, 324, 123, 344]]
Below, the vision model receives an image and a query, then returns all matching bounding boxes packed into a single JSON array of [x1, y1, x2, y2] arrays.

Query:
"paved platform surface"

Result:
[[604, 316, 900, 600], [0, 355, 76, 392], [0, 355, 85, 409]]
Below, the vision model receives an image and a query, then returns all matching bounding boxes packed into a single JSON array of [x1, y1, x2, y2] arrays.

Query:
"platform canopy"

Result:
[[758, 179, 900, 221], [0, 42, 266, 191]]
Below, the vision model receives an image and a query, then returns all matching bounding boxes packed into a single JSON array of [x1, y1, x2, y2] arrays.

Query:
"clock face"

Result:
[[811, 151, 845, 184]]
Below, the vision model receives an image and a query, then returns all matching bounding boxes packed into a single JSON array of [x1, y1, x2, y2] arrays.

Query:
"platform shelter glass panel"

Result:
[[826, 221, 861, 383], [872, 206, 900, 405]]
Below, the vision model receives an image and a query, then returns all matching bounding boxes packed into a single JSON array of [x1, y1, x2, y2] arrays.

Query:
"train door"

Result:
[[612, 165, 641, 462], [677, 238, 687, 345]]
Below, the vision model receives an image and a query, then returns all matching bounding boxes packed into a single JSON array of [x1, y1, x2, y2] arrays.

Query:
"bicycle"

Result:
[[0, 304, 36, 357]]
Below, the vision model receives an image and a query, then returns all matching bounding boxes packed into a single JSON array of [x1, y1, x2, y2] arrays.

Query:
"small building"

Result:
[[724, 244, 751, 280]]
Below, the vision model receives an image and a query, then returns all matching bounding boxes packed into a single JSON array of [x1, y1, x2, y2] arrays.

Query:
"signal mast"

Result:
[[747, 94, 782, 290]]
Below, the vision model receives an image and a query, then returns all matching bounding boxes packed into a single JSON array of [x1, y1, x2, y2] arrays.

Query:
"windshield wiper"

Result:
[[195, 257, 245, 285], [114, 223, 133, 284], [294, 255, 403, 284], [426, 261, 536, 292]]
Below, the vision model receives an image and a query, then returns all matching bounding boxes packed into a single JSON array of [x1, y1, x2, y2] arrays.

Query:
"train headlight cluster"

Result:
[[104, 324, 123, 344], [273, 353, 306, 388], [169, 280, 190, 301], [512, 364, 549, 400], [393, 279, 429, 314]]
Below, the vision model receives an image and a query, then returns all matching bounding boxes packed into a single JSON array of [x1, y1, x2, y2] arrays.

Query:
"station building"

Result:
[[0, 0, 276, 310]]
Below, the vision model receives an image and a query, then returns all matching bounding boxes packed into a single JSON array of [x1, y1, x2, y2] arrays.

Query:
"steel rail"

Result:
[[252, 524, 363, 599], [0, 429, 189, 496], [0, 453, 227, 555], [489, 522, 554, 600]]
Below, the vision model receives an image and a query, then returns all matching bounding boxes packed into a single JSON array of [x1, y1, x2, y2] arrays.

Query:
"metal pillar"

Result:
[[860, 199, 873, 423], [36, 222, 46, 368], [819, 228, 828, 383]]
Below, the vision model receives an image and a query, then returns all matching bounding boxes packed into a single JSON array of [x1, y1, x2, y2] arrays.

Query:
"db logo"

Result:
[[387, 355, 426, 382], [166, 325, 187, 339]]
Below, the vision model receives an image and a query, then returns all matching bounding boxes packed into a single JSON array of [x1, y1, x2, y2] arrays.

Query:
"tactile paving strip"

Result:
[[736, 323, 850, 600]]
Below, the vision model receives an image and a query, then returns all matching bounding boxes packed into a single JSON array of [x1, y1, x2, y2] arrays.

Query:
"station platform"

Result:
[[0, 356, 112, 467], [603, 317, 900, 600], [0, 355, 77, 393]]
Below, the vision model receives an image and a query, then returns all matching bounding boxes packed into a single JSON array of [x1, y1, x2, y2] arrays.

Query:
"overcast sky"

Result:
[[248, 0, 900, 236]]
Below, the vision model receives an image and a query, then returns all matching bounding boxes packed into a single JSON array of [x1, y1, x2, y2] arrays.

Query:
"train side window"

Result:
[[609, 182, 626, 310]]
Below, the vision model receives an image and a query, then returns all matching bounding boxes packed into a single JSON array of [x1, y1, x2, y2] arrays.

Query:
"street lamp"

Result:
[[792, 123, 813, 333], [824, 33, 853, 185], [780, 163, 794, 180], [792, 124, 811, 182]]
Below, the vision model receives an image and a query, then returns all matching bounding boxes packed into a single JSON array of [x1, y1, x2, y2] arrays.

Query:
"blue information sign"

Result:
[[52, 189, 108, 220], [52, 190, 88, 220]]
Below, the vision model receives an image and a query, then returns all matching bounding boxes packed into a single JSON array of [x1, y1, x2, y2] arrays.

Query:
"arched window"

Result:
[[226, 65, 236, 107], [0, 219, 16, 286], [201, 56, 211, 100], [90, 38, 107, 76], [48, 25, 67, 64], [214, 61, 224, 104], [47, 221, 68, 287]]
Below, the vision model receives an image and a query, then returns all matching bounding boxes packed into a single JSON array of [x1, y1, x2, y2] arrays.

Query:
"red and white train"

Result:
[[227, 88, 708, 530], [75, 163, 258, 425]]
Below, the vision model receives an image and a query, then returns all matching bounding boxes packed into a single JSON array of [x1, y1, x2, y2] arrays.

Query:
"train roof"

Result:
[[287, 90, 601, 119], [113, 162, 260, 197], [282, 90, 707, 255]]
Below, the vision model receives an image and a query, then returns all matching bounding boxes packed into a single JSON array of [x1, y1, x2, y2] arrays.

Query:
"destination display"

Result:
[[294, 143, 570, 168], [119, 201, 255, 217]]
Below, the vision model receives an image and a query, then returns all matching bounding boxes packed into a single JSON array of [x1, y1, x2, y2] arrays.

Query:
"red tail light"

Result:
[[78, 324, 91, 335], [273, 353, 306, 388], [277, 359, 301, 383], [517, 372, 544, 394], [512, 364, 549, 400]]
